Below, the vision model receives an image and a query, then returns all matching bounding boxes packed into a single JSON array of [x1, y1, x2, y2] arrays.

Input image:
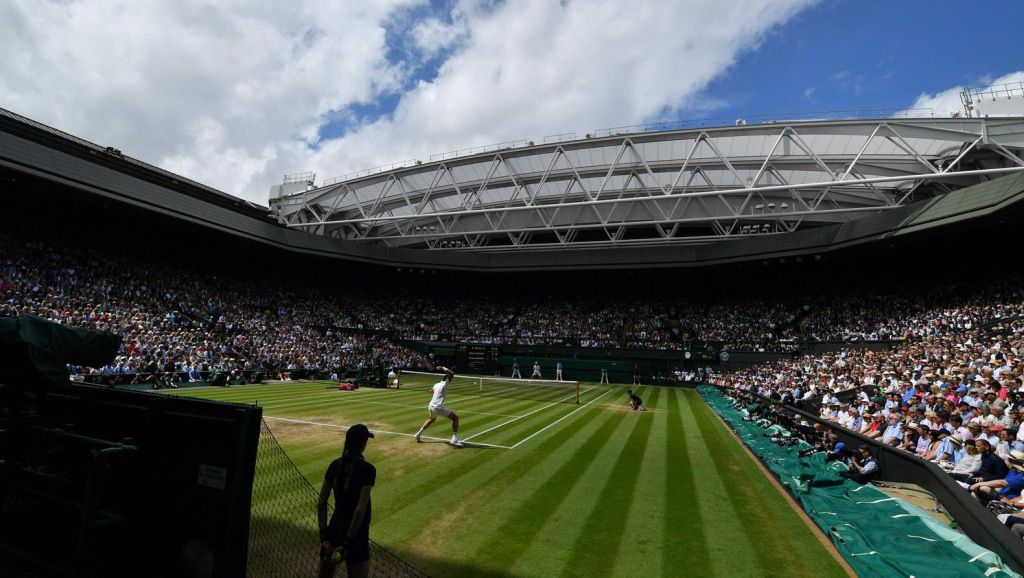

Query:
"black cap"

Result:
[[347, 423, 375, 441]]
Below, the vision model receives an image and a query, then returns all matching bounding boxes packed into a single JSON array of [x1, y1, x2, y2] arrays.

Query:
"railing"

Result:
[[589, 108, 936, 138], [428, 139, 531, 162], [79, 369, 262, 387], [965, 81, 1024, 103], [315, 107, 939, 187], [543, 132, 578, 144], [282, 171, 315, 184], [705, 385, 1024, 575], [322, 159, 421, 187]]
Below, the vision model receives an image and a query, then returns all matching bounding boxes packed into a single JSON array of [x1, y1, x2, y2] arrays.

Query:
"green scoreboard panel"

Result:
[[457, 344, 501, 371]]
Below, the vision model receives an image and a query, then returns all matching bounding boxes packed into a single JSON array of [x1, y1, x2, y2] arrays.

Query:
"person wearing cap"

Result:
[[925, 429, 953, 462], [863, 412, 885, 439], [318, 423, 376, 578], [949, 439, 982, 478], [981, 391, 1001, 415], [824, 435, 848, 463], [963, 388, 982, 408], [965, 421, 983, 442], [982, 424, 1003, 447], [937, 435, 964, 468], [414, 365, 463, 447], [956, 401, 972, 422], [969, 450, 1024, 505], [882, 413, 904, 447], [839, 446, 880, 484]]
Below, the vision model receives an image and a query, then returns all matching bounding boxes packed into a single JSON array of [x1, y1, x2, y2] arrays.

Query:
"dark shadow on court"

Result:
[[249, 516, 517, 578]]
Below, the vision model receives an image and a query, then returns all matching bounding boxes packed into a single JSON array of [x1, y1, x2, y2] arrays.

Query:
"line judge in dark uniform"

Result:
[[318, 424, 376, 578]]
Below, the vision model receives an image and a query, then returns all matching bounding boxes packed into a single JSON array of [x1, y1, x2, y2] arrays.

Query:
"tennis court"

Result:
[[169, 377, 848, 577], [174, 372, 613, 450]]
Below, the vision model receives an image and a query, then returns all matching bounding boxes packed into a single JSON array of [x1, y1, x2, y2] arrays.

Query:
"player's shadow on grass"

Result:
[[419, 439, 501, 450], [251, 516, 517, 577]]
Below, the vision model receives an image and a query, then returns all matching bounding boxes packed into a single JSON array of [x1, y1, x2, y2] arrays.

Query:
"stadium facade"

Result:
[[3, 106, 1024, 271]]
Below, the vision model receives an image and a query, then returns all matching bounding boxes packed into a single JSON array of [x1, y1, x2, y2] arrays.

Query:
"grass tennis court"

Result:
[[169, 375, 848, 577]]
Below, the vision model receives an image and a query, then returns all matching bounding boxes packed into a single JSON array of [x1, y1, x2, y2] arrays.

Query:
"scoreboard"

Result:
[[457, 344, 500, 372]]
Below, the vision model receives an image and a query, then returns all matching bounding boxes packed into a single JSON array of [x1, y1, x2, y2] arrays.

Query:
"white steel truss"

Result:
[[272, 118, 1024, 251]]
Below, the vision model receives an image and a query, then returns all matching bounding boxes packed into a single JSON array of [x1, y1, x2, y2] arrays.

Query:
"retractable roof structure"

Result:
[[273, 118, 1024, 253]]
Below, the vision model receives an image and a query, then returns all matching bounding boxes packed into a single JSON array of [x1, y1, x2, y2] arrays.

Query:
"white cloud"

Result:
[[901, 71, 1024, 118], [411, 16, 468, 60], [830, 70, 865, 96], [0, 0, 816, 204], [308, 0, 816, 186], [0, 0, 419, 203]]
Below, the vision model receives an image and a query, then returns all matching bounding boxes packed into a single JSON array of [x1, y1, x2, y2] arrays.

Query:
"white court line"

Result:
[[463, 391, 579, 442], [264, 416, 512, 449], [169, 380, 344, 393], [510, 389, 614, 449], [168, 388, 346, 407]]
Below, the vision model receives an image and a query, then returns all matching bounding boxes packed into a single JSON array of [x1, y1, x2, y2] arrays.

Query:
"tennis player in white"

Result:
[[414, 366, 463, 447]]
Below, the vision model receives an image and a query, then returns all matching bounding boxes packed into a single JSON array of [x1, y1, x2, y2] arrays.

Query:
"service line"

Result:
[[510, 389, 614, 449]]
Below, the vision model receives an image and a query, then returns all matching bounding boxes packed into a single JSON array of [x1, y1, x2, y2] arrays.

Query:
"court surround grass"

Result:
[[170, 376, 847, 577]]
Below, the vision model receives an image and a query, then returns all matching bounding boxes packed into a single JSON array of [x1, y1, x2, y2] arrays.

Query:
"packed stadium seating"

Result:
[[5, 187, 1024, 560], [0, 232, 427, 384], [709, 299, 1024, 534], [2, 226, 1023, 385]]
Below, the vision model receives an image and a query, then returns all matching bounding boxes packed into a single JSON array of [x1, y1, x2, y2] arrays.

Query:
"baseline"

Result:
[[264, 415, 511, 449]]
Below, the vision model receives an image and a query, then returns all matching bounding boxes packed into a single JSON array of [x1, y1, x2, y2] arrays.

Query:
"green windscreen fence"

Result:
[[249, 420, 428, 577], [498, 356, 631, 383], [699, 386, 1021, 578]]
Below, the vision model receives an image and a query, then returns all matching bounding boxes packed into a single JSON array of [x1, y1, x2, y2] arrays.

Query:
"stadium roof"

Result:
[[272, 117, 1024, 252], [4, 105, 1024, 271]]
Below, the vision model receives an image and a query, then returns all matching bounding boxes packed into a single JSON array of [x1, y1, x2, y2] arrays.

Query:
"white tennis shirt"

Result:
[[429, 379, 449, 408]]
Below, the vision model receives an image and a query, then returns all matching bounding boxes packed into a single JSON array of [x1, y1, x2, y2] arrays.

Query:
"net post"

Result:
[[575, 381, 580, 404], [396, 369, 401, 389]]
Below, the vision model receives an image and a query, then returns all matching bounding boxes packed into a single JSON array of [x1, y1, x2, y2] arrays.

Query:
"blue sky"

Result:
[[323, 0, 1024, 139], [699, 0, 1024, 121], [2, 0, 1021, 202]]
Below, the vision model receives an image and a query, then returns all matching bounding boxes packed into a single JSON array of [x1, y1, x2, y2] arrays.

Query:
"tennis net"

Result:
[[398, 370, 583, 404]]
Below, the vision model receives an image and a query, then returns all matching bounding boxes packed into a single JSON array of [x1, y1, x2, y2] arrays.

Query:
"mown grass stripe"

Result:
[[663, 388, 712, 576], [466, 410, 624, 574], [685, 391, 848, 577], [680, 393, 764, 575], [179, 381, 846, 577], [477, 403, 587, 446], [565, 386, 660, 576], [608, 387, 666, 577], [377, 410, 614, 576]]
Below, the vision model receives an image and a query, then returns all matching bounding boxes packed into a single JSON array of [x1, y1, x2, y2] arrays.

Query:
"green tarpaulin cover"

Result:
[[0, 315, 121, 386], [700, 386, 1021, 578]]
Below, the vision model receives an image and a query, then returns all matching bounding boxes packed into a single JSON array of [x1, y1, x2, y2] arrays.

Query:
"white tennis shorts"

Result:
[[429, 405, 452, 419]]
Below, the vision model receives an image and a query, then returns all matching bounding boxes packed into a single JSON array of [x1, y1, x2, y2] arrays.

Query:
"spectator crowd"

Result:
[[0, 236, 429, 385], [2, 229, 1023, 390], [713, 297, 1024, 536]]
